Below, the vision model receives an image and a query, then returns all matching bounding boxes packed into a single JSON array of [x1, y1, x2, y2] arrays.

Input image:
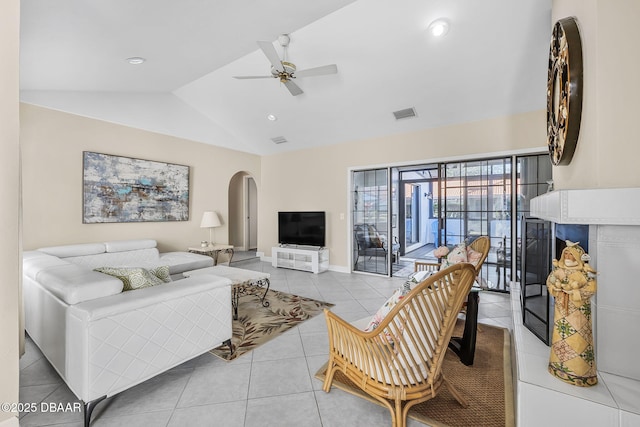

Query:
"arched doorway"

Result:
[[228, 171, 258, 251]]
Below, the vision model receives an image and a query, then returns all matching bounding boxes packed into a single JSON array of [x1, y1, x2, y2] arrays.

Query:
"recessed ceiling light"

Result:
[[428, 19, 450, 37], [267, 114, 278, 121], [126, 57, 146, 65]]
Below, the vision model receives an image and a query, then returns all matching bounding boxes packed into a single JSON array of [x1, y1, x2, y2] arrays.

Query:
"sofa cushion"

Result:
[[36, 264, 124, 305], [94, 266, 165, 291], [159, 251, 213, 274], [66, 247, 161, 270], [104, 239, 157, 253], [23, 251, 69, 281], [38, 243, 106, 258]]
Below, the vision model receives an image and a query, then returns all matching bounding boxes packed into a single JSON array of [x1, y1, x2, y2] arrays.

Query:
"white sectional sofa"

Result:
[[22, 239, 233, 426]]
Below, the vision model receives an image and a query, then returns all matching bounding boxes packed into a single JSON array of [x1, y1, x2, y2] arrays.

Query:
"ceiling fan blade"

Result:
[[284, 80, 304, 96], [293, 64, 338, 78], [233, 75, 273, 79], [257, 40, 284, 73]]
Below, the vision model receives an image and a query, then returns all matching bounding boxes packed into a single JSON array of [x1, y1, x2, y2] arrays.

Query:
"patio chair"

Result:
[[353, 223, 400, 267], [323, 263, 477, 427]]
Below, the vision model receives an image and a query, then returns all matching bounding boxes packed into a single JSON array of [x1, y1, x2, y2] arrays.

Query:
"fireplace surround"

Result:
[[510, 188, 640, 426]]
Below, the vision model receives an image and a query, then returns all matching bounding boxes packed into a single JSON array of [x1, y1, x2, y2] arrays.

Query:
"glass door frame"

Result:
[[396, 166, 440, 256], [350, 167, 394, 276]]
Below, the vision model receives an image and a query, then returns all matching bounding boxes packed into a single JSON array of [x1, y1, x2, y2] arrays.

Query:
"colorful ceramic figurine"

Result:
[[546, 241, 598, 386]]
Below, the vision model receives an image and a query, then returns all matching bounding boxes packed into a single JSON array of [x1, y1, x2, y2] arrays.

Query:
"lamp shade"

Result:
[[200, 211, 221, 228]]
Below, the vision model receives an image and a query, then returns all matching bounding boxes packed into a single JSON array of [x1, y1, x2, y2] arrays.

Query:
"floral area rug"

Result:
[[211, 288, 334, 361]]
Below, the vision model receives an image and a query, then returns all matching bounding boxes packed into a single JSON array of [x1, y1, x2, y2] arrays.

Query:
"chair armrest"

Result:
[[68, 275, 231, 322], [324, 309, 397, 379]]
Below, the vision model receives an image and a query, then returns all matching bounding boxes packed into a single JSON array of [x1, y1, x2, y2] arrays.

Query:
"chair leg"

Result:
[[391, 399, 401, 427], [322, 360, 337, 393]]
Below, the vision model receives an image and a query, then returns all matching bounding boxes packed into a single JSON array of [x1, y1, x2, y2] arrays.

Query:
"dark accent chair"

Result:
[[354, 224, 399, 267]]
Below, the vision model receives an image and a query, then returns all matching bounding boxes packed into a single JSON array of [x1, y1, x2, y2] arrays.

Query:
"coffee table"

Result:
[[183, 265, 270, 320]]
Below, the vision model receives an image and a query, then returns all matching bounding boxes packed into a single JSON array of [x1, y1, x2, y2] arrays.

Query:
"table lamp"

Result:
[[200, 211, 221, 246]]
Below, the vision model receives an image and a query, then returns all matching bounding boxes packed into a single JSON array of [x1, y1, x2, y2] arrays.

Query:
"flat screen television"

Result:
[[278, 211, 326, 247]]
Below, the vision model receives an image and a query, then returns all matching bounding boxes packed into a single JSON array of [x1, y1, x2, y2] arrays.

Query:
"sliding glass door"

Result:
[[438, 158, 511, 290], [352, 168, 392, 275], [351, 154, 551, 285]]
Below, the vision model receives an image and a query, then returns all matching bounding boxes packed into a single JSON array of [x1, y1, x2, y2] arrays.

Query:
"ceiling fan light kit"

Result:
[[277, 34, 291, 47], [126, 57, 146, 65], [233, 34, 338, 96], [428, 19, 450, 37]]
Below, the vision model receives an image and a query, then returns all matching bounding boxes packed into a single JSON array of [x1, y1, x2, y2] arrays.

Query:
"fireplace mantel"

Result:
[[530, 187, 640, 225]]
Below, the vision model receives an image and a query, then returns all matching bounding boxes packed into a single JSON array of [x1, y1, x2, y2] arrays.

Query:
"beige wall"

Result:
[[260, 110, 546, 268], [0, 0, 21, 424], [552, 0, 640, 189], [20, 104, 261, 251], [20, 106, 546, 270]]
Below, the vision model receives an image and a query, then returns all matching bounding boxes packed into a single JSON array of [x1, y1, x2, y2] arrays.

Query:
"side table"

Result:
[[447, 287, 480, 366], [188, 244, 234, 265]]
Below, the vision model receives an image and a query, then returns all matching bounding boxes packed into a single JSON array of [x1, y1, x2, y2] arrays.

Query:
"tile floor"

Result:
[[19, 259, 513, 427]]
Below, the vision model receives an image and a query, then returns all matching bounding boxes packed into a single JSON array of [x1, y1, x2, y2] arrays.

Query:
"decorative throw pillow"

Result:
[[433, 245, 450, 259], [365, 273, 424, 333], [94, 266, 164, 291], [365, 287, 407, 333], [149, 265, 172, 283], [466, 247, 483, 266], [439, 242, 468, 271]]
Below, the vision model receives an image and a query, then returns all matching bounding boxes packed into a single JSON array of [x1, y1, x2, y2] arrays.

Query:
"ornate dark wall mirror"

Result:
[[547, 17, 583, 166]]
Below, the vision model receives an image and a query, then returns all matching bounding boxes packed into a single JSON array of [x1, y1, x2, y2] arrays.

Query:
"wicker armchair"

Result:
[[414, 235, 491, 278], [414, 235, 490, 306], [322, 263, 477, 427]]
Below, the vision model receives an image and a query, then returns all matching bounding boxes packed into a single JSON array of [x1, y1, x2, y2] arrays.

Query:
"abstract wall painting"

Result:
[[83, 151, 190, 223]]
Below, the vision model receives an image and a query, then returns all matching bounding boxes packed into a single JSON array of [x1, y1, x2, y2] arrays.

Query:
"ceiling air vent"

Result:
[[270, 136, 288, 144], [393, 107, 417, 120]]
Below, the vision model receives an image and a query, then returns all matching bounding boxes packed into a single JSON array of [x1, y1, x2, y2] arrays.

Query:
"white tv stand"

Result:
[[272, 245, 329, 274]]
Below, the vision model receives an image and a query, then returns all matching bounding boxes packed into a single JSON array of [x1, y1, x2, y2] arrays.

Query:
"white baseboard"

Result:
[[328, 264, 349, 273], [259, 254, 349, 274]]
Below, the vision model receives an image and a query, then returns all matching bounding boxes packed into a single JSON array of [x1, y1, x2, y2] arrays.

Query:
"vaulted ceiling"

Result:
[[20, 0, 552, 155]]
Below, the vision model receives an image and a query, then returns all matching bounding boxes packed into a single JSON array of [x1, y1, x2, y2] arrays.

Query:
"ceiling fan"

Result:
[[233, 34, 338, 96]]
